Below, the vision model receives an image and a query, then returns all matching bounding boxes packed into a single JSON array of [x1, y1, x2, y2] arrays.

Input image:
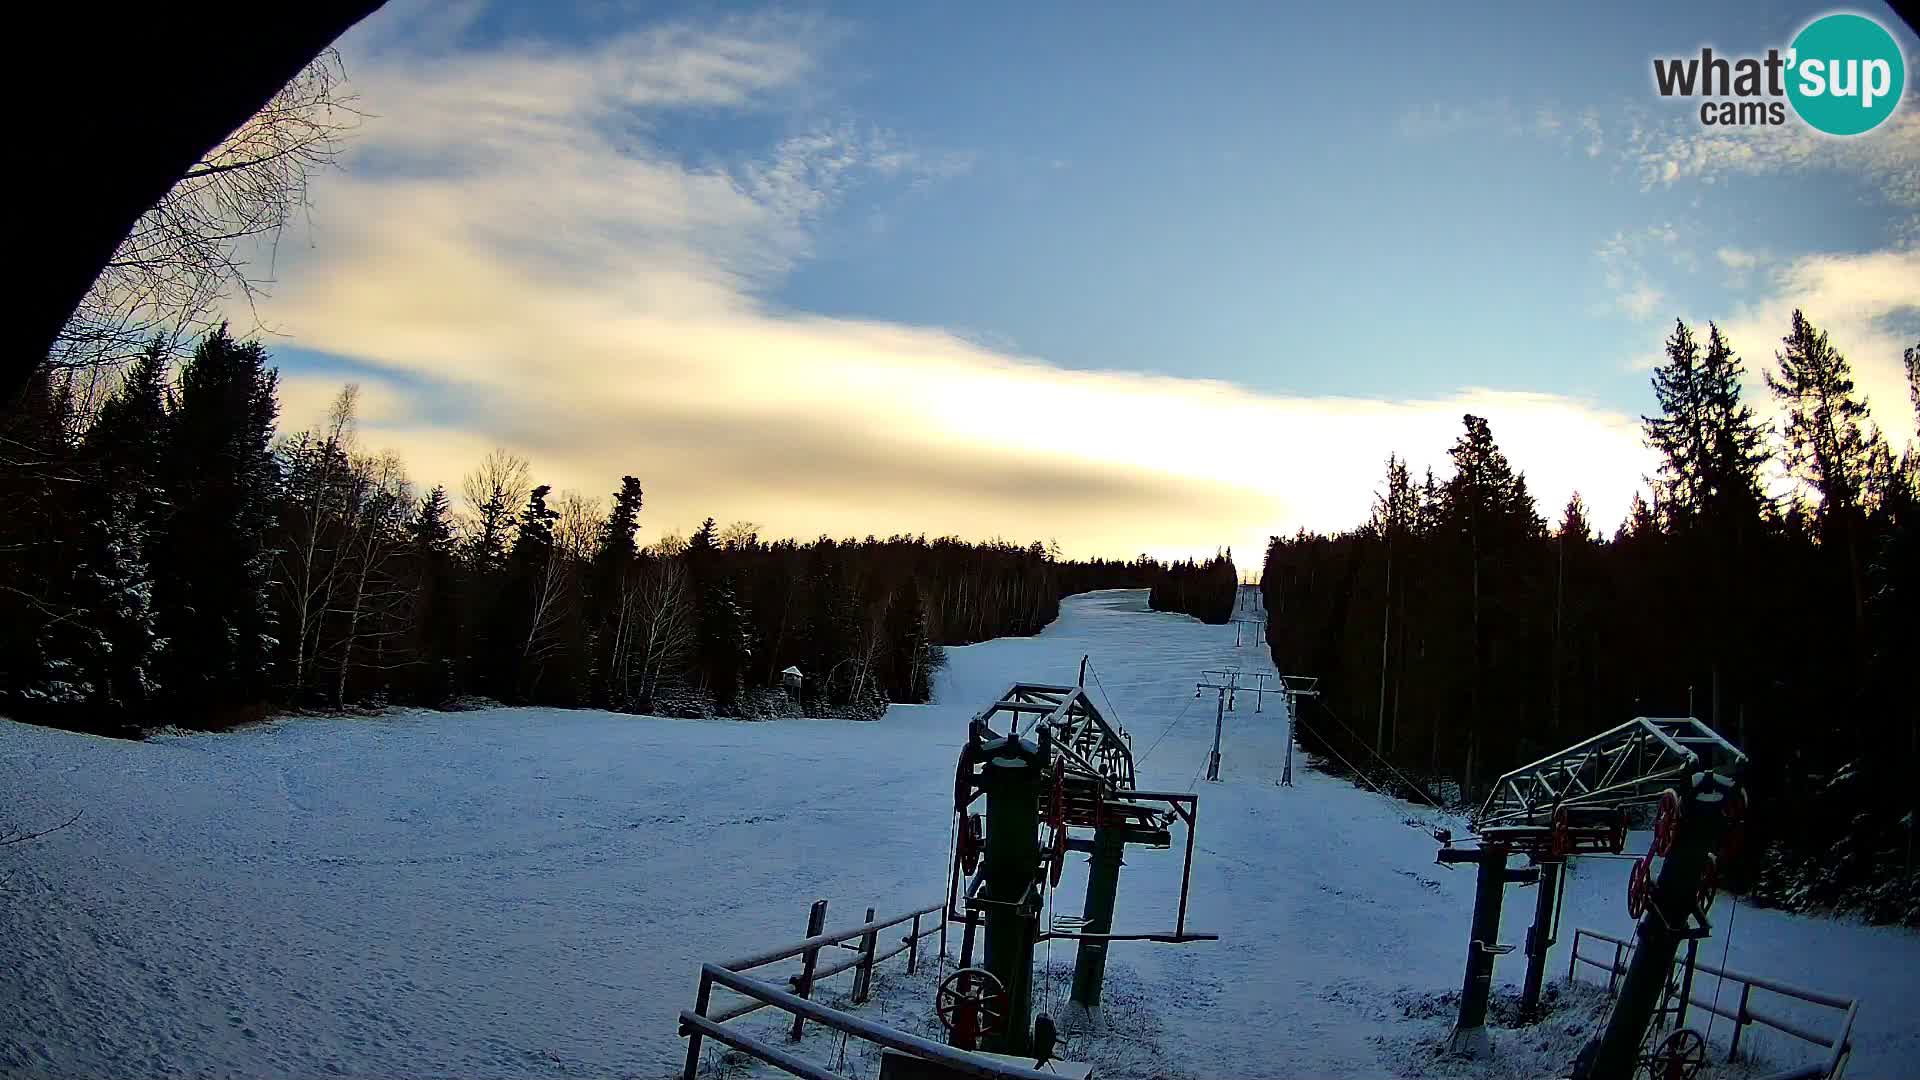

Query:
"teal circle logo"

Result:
[[1787, 13, 1905, 136]]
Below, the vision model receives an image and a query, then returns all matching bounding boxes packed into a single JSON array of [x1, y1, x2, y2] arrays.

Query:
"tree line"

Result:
[[1148, 551, 1238, 624], [1261, 312, 1918, 924], [0, 331, 1211, 733]]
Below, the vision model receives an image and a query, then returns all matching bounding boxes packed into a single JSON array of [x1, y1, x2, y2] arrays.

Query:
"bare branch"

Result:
[[0, 810, 83, 847]]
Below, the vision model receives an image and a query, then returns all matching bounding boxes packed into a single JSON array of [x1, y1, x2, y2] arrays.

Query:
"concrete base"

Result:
[[1446, 1024, 1491, 1059], [878, 1048, 1094, 1079]]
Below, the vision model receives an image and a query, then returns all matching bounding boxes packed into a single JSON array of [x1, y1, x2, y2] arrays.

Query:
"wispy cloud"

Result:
[[1716, 248, 1920, 450], [1598, 223, 1692, 319], [255, 13, 1659, 561], [1630, 110, 1920, 240]]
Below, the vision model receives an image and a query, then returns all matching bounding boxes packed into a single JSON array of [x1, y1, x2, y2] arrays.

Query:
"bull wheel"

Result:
[[1627, 853, 1653, 920], [1642, 1028, 1707, 1080], [1652, 789, 1681, 857], [936, 967, 1009, 1049]]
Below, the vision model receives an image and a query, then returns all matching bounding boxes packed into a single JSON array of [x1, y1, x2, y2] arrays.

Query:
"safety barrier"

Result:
[[1568, 927, 1856, 1079], [678, 897, 1050, 1080]]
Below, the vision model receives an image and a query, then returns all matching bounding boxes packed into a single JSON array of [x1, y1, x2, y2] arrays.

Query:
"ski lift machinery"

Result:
[[939, 670, 1218, 1064], [1429, 715, 1748, 1078]]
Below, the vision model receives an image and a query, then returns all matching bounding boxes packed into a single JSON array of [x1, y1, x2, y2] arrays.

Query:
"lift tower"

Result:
[[947, 675, 1215, 1055]]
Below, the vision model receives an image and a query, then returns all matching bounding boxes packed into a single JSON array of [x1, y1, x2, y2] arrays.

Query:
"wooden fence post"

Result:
[[1729, 982, 1753, 1061], [907, 912, 922, 975], [789, 899, 829, 1041], [1608, 941, 1624, 997], [853, 906, 878, 1004], [682, 968, 713, 1080]]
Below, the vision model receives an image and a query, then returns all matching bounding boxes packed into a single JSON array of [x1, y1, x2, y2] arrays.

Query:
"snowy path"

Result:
[[3, 590, 1916, 1078]]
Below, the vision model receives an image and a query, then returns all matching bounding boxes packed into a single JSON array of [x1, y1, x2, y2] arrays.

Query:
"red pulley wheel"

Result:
[[1627, 853, 1653, 920], [1652, 789, 1681, 857], [1720, 787, 1747, 862], [936, 967, 1009, 1049]]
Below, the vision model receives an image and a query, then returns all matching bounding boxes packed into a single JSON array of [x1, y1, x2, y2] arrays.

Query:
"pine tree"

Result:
[[1767, 311, 1888, 643], [1905, 341, 1919, 430], [151, 327, 280, 719], [1644, 319, 1709, 523], [413, 486, 455, 557], [1697, 324, 1772, 524], [586, 476, 644, 707], [1768, 311, 1878, 518], [0, 366, 87, 712], [66, 351, 173, 721], [687, 518, 751, 709], [409, 484, 461, 703]]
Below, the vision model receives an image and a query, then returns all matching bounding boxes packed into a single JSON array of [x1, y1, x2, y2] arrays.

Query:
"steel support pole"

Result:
[[1521, 859, 1562, 1019], [1069, 823, 1125, 1008], [1576, 772, 1734, 1080], [977, 732, 1045, 1056], [1208, 689, 1224, 782], [1438, 842, 1535, 1058], [1281, 691, 1296, 786]]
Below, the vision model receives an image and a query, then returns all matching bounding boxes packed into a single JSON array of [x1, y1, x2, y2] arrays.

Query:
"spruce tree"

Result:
[[1767, 310, 1878, 517], [1767, 311, 1886, 642], [687, 518, 750, 709], [586, 476, 643, 707], [0, 366, 86, 713], [67, 349, 173, 721], [409, 484, 461, 702], [1644, 319, 1709, 523], [152, 327, 281, 718]]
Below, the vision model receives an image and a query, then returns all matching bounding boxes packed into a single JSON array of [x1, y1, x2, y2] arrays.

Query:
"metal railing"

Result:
[[1568, 927, 1857, 1079], [679, 897, 1050, 1080]]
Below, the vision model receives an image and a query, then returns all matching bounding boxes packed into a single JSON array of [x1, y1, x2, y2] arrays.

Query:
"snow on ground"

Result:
[[2, 589, 1916, 1079]]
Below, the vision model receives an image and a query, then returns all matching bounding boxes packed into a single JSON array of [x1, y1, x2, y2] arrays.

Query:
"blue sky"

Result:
[[255, 1, 1920, 564]]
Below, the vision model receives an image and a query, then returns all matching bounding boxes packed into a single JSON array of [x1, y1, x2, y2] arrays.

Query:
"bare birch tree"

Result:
[[52, 52, 361, 379], [461, 448, 531, 570], [275, 385, 357, 700], [329, 450, 412, 707], [632, 557, 696, 709]]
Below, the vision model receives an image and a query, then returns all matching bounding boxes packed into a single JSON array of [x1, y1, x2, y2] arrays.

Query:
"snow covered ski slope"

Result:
[[2, 590, 1915, 1078]]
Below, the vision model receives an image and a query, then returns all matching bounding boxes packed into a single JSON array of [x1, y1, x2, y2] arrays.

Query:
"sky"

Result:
[[250, 0, 1920, 569]]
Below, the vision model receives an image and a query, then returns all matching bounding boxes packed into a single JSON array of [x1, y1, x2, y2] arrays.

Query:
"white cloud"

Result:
[[1715, 247, 1759, 270], [1619, 283, 1667, 319], [247, 13, 1660, 564], [1717, 249, 1920, 452], [1598, 224, 1692, 320]]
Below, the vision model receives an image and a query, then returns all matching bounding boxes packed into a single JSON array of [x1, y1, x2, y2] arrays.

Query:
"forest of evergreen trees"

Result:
[[1262, 313, 1919, 924], [1148, 551, 1238, 624], [0, 331, 1198, 734]]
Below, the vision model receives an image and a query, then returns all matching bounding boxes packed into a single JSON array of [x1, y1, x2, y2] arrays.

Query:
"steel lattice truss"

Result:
[[970, 683, 1136, 794], [1474, 716, 1746, 831]]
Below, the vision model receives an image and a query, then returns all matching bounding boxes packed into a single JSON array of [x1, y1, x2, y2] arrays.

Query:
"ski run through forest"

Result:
[[3, 591, 1915, 1079]]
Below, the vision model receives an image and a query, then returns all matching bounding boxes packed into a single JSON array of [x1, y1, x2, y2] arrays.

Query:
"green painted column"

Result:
[[1070, 823, 1125, 1008], [1577, 774, 1732, 1080], [1520, 859, 1562, 1019], [977, 730, 1047, 1055]]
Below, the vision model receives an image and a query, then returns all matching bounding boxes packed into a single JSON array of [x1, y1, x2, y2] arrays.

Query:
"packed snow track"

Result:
[[3, 590, 1915, 1078]]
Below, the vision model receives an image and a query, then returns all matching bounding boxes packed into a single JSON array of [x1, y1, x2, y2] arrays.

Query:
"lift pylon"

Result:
[[947, 670, 1216, 1053]]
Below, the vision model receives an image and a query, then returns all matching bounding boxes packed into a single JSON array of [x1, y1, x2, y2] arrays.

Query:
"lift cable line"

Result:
[[1133, 694, 1198, 770], [1307, 697, 1447, 811]]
